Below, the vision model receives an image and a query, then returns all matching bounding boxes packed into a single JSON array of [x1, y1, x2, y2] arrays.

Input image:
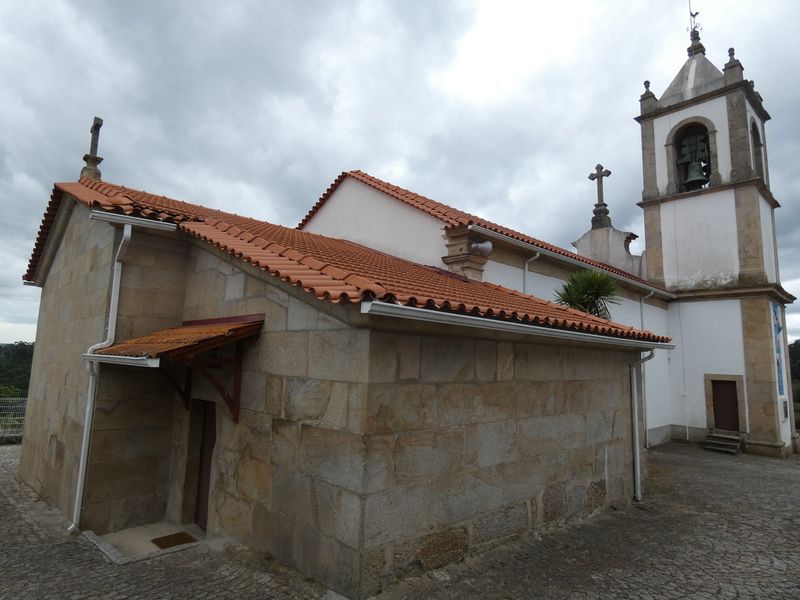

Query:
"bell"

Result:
[[683, 161, 709, 190]]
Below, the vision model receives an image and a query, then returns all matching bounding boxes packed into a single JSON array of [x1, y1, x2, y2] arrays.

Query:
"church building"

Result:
[[17, 27, 796, 599]]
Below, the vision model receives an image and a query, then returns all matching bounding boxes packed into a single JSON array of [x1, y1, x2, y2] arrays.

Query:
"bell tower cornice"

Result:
[[635, 79, 770, 124]]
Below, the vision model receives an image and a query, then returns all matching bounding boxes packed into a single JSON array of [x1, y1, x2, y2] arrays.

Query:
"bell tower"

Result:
[[636, 25, 796, 456]]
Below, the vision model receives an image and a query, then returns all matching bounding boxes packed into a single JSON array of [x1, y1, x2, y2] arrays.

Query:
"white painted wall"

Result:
[[641, 301, 671, 441], [653, 96, 731, 195], [302, 177, 446, 266], [759, 195, 777, 283], [660, 189, 739, 289], [666, 299, 746, 431]]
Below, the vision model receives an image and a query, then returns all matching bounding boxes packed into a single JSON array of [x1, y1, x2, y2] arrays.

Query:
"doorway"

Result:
[[195, 401, 216, 530], [711, 380, 739, 431]]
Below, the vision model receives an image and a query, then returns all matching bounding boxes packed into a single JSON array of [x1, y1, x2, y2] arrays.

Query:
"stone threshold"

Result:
[[83, 521, 206, 565]]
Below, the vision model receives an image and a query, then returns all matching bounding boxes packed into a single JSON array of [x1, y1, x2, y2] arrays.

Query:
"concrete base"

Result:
[[90, 521, 205, 563], [669, 425, 708, 443], [646, 425, 672, 447], [745, 440, 793, 458]]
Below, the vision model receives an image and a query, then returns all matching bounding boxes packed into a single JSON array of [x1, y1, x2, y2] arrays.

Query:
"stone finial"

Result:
[[687, 29, 706, 57], [639, 79, 657, 114], [588, 164, 612, 229], [723, 46, 744, 83], [80, 116, 104, 180]]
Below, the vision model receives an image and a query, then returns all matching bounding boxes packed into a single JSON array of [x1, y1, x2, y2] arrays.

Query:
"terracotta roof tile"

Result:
[[25, 178, 670, 344], [298, 170, 666, 292], [95, 318, 263, 359]]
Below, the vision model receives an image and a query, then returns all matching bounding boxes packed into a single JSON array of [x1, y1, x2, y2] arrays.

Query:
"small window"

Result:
[[676, 124, 711, 192], [751, 122, 765, 180]]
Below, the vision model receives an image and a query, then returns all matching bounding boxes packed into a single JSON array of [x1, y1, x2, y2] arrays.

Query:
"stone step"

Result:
[[704, 436, 742, 455]]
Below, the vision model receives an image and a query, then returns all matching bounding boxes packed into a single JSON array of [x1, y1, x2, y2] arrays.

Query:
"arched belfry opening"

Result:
[[675, 122, 711, 192], [751, 120, 765, 180]]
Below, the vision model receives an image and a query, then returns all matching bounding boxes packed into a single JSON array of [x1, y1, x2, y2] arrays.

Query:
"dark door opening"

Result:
[[711, 380, 739, 432], [195, 401, 216, 530]]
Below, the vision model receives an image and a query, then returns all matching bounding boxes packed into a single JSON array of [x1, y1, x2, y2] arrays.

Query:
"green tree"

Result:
[[0, 384, 21, 397], [0, 342, 34, 396], [554, 270, 620, 319]]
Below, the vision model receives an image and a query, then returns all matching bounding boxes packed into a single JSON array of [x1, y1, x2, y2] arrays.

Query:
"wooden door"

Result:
[[195, 401, 216, 530], [711, 380, 739, 432]]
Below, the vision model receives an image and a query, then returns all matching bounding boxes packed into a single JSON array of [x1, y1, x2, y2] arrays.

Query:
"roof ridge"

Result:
[[298, 170, 666, 293]]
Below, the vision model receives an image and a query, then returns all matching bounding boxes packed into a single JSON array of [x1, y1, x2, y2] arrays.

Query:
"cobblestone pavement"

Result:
[[3, 443, 799, 599]]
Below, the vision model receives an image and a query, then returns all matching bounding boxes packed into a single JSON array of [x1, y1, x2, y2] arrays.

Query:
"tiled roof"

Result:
[[25, 178, 670, 344], [298, 170, 666, 292], [95, 318, 264, 359]]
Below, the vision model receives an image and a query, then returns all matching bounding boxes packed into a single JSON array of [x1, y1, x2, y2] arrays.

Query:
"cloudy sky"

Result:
[[2, 0, 799, 342]]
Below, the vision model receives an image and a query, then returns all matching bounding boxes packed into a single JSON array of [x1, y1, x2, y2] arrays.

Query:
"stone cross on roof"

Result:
[[80, 116, 104, 181], [588, 163, 612, 229]]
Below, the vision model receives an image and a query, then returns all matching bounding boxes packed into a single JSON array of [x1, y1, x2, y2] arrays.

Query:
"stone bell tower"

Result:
[[636, 25, 796, 455]]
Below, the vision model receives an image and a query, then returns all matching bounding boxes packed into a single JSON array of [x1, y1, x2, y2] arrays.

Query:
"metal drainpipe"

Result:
[[639, 291, 654, 448], [67, 223, 132, 534], [522, 252, 541, 294], [631, 349, 655, 503]]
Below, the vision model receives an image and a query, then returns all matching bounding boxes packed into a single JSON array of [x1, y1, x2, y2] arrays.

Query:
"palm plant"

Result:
[[554, 270, 620, 319]]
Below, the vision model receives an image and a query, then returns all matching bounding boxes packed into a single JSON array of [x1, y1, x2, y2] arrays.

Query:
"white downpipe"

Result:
[[639, 291, 654, 448], [67, 223, 132, 534], [631, 350, 655, 502], [522, 252, 541, 295]]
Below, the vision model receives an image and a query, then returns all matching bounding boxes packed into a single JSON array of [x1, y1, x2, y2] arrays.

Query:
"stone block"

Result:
[[465, 420, 517, 469], [512, 381, 555, 418], [475, 340, 497, 382], [285, 378, 333, 421], [363, 485, 429, 548], [240, 369, 267, 413], [299, 426, 390, 493], [308, 330, 369, 383], [87, 429, 125, 465], [271, 419, 300, 467], [312, 478, 363, 549], [237, 455, 272, 504], [397, 335, 421, 381], [368, 332, 398, 383], [394, 430, 463, 482], [347, 383, 368, 435], [518, 413, 586, 457], [420, 336, 475, 382], [244, 273, 266, 298], [259, 332, 308, 377], [215, 492, 253, 542], [251, 503, 293, 564], [497, 342, 514, 381], [287, 296, 319, 330], [360, 549, 387, 598], [367, 383, 435, 434], [514, 344, 563, 381], [292, 524, 362, 600], [586, 410, 618, 445], [542, 481, 567, 522], [473, 502, 528, 545], [265, 375, 283, 416], [271, 465, 315, 526], [562, 347, 607, 381], [318, 382, 349, 430], [123, 426, 173, 460], [317, 311, 349, 330]]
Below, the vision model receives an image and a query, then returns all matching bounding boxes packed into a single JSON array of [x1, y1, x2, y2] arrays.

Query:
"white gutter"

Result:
[[68, 213, 177, 534], [361, 301, 675, 350], [631, 350, 655, 502], [522, 252, 541, 295], [81, 354, 160, 368], [467, 224, 675, 299]]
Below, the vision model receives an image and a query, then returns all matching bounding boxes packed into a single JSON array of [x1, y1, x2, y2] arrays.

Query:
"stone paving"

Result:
[[2, 442, 799, 599]]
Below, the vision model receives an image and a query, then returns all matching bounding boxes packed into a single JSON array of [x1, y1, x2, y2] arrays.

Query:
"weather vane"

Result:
[[688, 1, 701, 32]]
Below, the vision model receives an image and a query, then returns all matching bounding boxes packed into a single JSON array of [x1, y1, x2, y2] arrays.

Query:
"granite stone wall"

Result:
[[19, 202, 115, 519]]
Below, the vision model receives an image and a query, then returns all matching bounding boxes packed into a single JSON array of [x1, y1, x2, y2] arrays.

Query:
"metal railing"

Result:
[[0, 398, 26, 442]]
